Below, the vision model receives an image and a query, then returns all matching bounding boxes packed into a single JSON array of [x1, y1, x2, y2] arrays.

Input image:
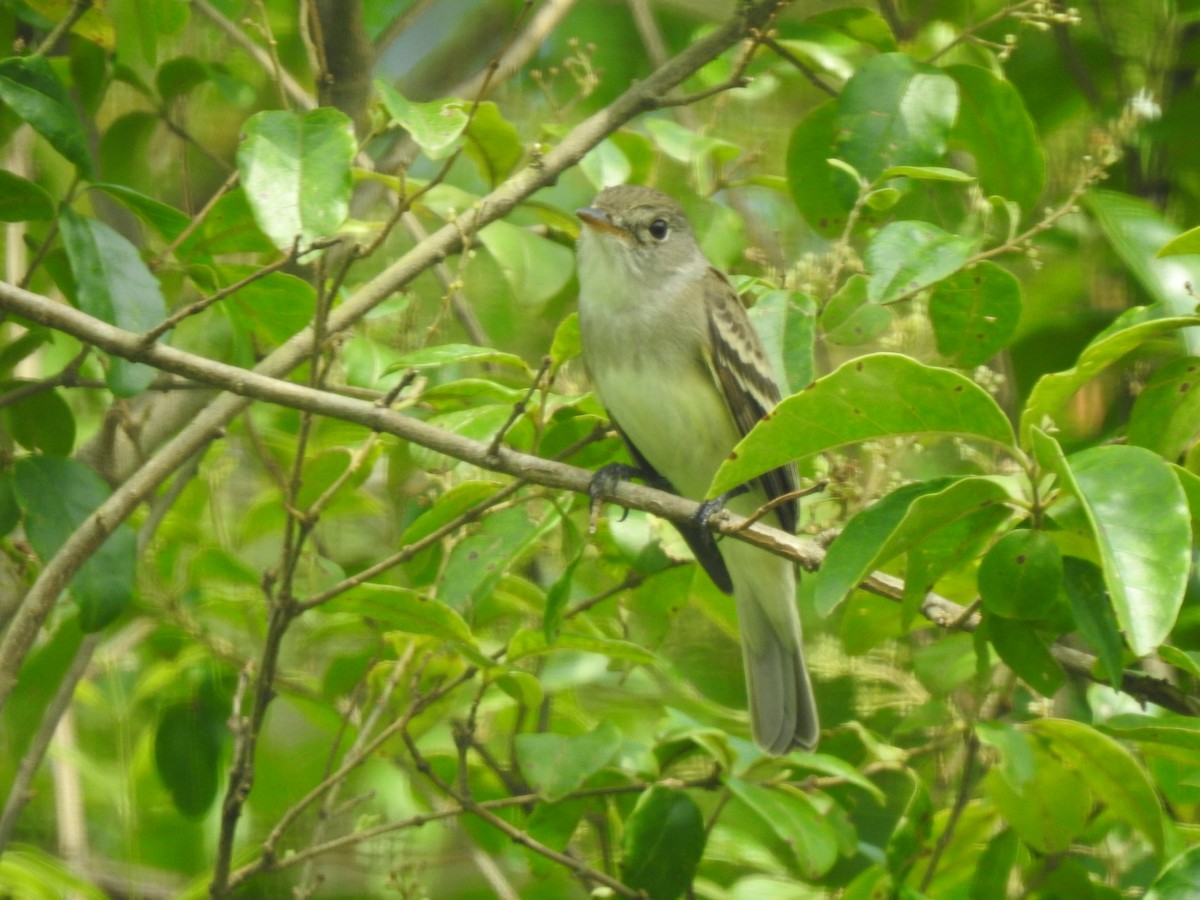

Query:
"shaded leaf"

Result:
[[712, 354, 1015, 498], [0, 170, 53, 221], [820, 275, 891, 345], [1020, 314, 1200, 447], [0, 56, 92, 176], [386, 342, 532, 374], [0, 383, 75, 455], [929, 262, 1022, 366], [985, 616, 1065, 696], [978, 530, 1062, 620], [620, 786, 706, 900], [727, 778, 839, 879], [1127, 356, 1200, 460], [155, 700, 223, 818], [1062, 556, 1125, 688], [787, 100, 857, 238], [1031, 718, 1166, 856], [1146, 846, 1200, 900], [947, 64, 1045, 213], [514, 721, 621, 802], [12, 457, 135, 631]]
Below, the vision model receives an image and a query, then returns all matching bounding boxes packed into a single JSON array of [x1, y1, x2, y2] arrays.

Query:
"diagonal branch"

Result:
[[2, 278, 1196, 721]]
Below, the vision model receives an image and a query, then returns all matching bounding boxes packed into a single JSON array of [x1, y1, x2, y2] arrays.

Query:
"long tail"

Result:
[[722, 536, 819, 754]]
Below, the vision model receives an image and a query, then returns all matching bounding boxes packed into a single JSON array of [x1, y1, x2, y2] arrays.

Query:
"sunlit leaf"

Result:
[[834, 53, 957, 182], [377, 84, 468, 159], [1019, 314, 1200, 447], [237, 108, 355, 251], [711, 354, 1015, 498], [866, 221, 976, 304], [1127, 356, 1200, 460]]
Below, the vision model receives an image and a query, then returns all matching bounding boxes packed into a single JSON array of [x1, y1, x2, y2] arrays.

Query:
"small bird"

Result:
[[575, 184, 819, 754]]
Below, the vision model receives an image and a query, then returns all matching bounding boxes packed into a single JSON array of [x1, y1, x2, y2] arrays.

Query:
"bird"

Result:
[[574, 183, 819, 754]]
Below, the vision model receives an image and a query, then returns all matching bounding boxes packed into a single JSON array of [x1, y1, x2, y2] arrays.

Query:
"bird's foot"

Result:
[[587, 463, 645, 532]]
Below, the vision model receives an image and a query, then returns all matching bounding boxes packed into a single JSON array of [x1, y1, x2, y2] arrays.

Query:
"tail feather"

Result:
[[723, 537, 819, 754]]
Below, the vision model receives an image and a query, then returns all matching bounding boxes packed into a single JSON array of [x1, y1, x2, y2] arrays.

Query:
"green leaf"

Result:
[[1147, 846, 1200, 900], [506, 628, 657, 665], [477, 218, 574, 307], [947, 64, 1045, 214], [1087, 191, 1200, 330], [727, 778, 839, 879], [1052, 444, 1192, 656], [970, 828, 1018, 900], [440, 505, 558, 613], [786, 100, 857, 238], [0, 170, 53, 221], [984, 616, 1065, 696], [0, 56, 93, 176], [929, 262, 1022, 367], [377, 83, 468, 159], [978, 530, 1062, 620], [463, 101, 524, 183], [154, 699, 223, 818], [834, 53, 958, 182], [1102, 713, 1200, 756], [548, 312, 581, 375], [90, 183, 195, 252], [339, 583, 478, 647], [1128, 356, 1200, 459], [0, 472, 17, 540], [386, 342, 532, 374], [877, 165, 975, 183], [222, 267, 317, 345], [155, 56, 208, 103], [542, 552, 582, 642], [493, 670, 543, 709], [0, 384, 75, 455], [866, 221, 976, 304], [1062, 557, 1125, 687], [1030, 718, 1166, 857], [1156, 225, 1200, 258], [820, 275, 891, 345], [984, 745, 1089, 854], [1019, 314, 1200, 447], [711, 354, 1015, 498], [237, 108, 355, 251], [514, 721, 621, 802], [806, 7, 896, 50], [619, 786, 706, 900], [58, 209, 167, 396], [748, 290, 818, 393], [12, 457, 135, 631]]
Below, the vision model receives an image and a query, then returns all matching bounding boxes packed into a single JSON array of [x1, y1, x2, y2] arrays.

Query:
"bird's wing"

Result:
[[703, 268, 799, 535]]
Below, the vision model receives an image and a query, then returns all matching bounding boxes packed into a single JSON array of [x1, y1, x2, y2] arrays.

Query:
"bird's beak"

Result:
[[576, 206, 622, 236]]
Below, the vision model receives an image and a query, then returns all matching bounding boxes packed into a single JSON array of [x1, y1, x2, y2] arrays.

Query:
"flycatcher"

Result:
[[575, 184, 819, 754]]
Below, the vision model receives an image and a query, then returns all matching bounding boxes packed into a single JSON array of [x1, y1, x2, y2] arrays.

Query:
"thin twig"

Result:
[[33, 0, 93, 55]]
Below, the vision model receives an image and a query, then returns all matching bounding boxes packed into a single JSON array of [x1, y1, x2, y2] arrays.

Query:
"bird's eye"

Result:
[[648, 218, 670, 240]]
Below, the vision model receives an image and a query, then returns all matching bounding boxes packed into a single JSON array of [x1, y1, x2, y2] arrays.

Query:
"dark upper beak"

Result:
[[576, 206, 622, 236]]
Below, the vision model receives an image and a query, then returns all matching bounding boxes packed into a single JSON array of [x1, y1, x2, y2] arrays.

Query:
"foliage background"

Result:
[[1, 0, 1200, 897]]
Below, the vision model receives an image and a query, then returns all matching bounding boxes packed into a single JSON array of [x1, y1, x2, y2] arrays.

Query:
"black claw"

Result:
[[691, 485, 750, 532]]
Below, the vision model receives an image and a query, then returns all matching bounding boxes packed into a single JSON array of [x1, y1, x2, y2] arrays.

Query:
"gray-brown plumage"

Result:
[[575, 184, 819, 754]]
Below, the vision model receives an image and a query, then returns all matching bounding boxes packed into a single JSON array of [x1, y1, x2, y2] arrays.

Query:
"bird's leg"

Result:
[[588, 463, 672, 531], [691, 484, 750, 543]]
